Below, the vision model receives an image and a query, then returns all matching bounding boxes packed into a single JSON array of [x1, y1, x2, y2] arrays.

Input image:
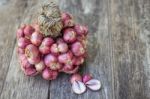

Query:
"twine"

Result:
[[38, 2, 63, 37]]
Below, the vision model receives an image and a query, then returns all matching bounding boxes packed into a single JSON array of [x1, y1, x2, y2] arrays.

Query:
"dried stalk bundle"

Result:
[[38, 2, 63, 37]]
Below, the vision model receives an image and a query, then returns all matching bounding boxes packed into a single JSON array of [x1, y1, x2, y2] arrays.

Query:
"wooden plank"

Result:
[[109, 0, 150, 98], [49, 0, 114, 99], [0, 0, 50, 99], [0, 47, 49, 99], [0, 0, 28, 94], [131, 0, 150, 98]]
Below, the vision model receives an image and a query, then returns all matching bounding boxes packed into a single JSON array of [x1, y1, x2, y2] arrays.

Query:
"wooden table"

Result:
[[0, 0, 150, 99]]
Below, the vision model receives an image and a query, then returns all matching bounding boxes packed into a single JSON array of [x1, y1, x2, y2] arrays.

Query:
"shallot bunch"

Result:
[[17, 12, 88, 80]]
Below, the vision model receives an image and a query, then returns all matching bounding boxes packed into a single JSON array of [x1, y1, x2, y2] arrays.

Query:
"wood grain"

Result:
[[131, 0, 150, 98], [0, 0, 28, 94], [0, 46, 49, 99], [109, 0, 150, 99], [0, 0, 50, 99], [0, 0, 150, 99]]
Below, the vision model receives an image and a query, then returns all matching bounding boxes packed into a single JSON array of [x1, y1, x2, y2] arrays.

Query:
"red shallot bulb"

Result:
[[73, 56, 84, 66], [42, 37, 54, 46], [44, 54, 57, 67], [63, 28, 77, 43], [18, 37, 30, 49], [49, 62, 63, 71], [82, 74, 92, 83], [42, 68, 58, 80], [35, 60, 45, 72], [27, 56, 40, 65], [58, 42, 68, 53], [24, 66, 37, 76], [19, 54, 32, 69], [70, 73, 82, 84], [25, 44, 40, 64], [74, 24, 88, 35], [50, 43, 59, 55], [17, 47, 25, 54], [63, 19, 74, 27], [30, 32, 43, 46], [58, 51, 73, 64], [25, 44, 40, 58], [61, 12, 72, 20], [39, 44, 51, 54], [62, 65, 79, 74], [71, 41, 85, 56], [23, 25, 34, 37], [39, 37, 54, 54]]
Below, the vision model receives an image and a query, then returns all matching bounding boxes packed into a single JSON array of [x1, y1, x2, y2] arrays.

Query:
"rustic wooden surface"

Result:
[[0, 0, 150, 99]]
